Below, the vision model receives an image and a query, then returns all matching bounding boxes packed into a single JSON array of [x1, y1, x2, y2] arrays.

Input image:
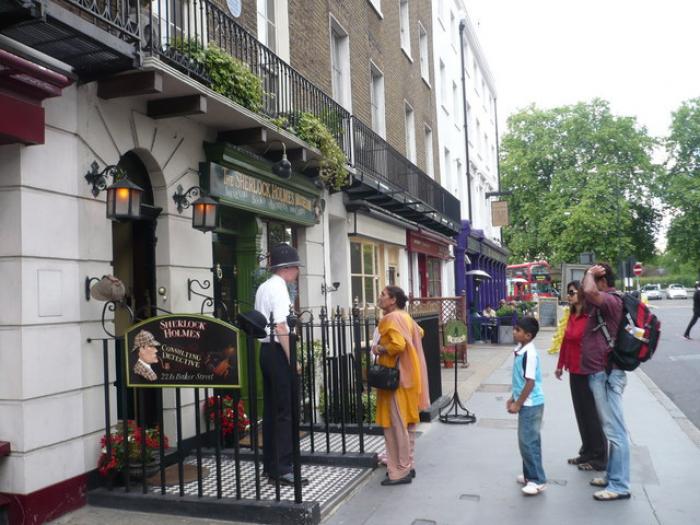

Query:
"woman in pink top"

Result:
[[555, 280, 607, 472]]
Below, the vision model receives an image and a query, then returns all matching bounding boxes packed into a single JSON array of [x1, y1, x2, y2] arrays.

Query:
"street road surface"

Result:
[[639, 297, 700, 429]]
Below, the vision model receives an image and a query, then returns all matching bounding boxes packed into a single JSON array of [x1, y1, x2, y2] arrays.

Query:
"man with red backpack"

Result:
[[581, 263, 631, 501]]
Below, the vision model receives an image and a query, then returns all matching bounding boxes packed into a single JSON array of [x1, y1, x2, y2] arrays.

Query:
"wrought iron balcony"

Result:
[[0, 0, 459, 234], [348, 117, 461, 235]]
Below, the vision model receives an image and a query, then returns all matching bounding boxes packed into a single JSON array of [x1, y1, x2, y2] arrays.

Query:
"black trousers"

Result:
[[570, 373, 607, 468], [260, 342, 293, 478], [685, 313, 699, 337]]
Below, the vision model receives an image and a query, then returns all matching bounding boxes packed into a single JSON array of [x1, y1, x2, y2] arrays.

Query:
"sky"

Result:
[[464, 0, 700, 139]]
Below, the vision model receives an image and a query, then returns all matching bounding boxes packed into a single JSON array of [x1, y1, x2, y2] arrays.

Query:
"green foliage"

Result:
[[660, 98, 700, 270], [169, 41, 263, 113], [637, 275, 698, 288], [500, 99, 660, 266], [203, 46, 263, 112], [296, 112, 348, 192]]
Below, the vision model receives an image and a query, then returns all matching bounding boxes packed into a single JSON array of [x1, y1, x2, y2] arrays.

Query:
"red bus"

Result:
[[506, 260, 554, 301]]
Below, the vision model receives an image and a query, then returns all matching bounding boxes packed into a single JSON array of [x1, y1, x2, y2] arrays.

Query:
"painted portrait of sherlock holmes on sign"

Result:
[[125, 314, 241, 388]]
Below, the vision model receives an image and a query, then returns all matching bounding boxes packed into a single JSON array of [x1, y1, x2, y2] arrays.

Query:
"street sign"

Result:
[[633, 262, 643, 277]]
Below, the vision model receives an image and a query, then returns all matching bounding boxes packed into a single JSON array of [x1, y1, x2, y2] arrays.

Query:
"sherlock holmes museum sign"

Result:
[[207, 162, 318, 225], [125, 314, 241, 388]]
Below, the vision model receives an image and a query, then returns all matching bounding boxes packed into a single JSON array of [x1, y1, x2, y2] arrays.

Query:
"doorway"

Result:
[[213, 234, 238, 320], [112, 151, 161, 425]]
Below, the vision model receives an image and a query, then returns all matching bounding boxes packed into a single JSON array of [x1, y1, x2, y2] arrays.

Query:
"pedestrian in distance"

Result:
[[555, 280, 608, 472], [582, 263, 631, 501], [508, 316, 547, 496], [683, 282, 700, 340], [254, 243, 308, 487], [372, 286, 430, 486]]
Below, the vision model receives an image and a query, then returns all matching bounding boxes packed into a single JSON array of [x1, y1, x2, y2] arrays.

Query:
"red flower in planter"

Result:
[[204, 395, 250, 436], [97, 420, 169, 477]]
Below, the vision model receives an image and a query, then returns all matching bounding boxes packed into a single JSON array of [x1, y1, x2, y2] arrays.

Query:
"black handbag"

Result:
[[367, 361, 400, 390]]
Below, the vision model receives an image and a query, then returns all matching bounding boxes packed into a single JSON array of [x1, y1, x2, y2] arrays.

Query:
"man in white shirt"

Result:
[[254, 243, 308, 486]]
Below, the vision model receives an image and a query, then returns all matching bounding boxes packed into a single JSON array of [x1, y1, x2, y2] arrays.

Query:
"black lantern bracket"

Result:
[[85, 161, 125, 197], [173, 185, 203, 213], [187, 278, 211, 302], [85, 276, 101, 301]]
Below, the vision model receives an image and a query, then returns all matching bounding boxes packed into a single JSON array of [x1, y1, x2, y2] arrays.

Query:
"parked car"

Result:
[[642, 284, 663, 300], [666, 283, 688, 300]]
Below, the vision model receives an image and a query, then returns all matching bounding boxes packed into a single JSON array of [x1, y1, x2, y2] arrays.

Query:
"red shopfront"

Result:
[[407, 230, 453, 297]]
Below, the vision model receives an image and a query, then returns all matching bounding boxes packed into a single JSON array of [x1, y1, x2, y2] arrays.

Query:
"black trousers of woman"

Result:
[[570, 373, 607, 469], [684, 313, 699, 338]]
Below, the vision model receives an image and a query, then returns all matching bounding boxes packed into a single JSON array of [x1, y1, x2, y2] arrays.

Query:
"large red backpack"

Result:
[[595, 292, 661, 371]]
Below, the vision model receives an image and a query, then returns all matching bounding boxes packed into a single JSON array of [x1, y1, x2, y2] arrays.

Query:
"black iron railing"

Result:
[[58, 0, 141, 41], [141, 0, 351, 151], [351, 117, 461, 225]]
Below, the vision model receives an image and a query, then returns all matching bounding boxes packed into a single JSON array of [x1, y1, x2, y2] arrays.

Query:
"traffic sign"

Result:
[[633, 262, 643, 277]]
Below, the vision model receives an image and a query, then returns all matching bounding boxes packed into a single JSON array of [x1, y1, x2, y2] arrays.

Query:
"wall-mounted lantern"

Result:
[[172, 185, 218, 233], [84, 161, 143, 221]]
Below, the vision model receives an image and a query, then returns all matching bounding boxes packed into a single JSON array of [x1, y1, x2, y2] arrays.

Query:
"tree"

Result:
[[660, 98, 700, 272], [500, 99, 659, 267]]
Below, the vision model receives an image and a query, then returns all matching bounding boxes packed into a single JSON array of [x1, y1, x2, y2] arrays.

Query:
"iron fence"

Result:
[[91, 301, 383, 507]]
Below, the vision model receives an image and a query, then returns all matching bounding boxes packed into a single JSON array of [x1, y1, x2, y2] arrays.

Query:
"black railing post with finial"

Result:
[[286, 305, 303, 503], [351, 298, 365, 453]]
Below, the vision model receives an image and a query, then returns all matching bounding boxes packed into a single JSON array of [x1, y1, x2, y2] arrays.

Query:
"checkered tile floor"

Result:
[[149, 455, 369, 505], [300, 432, 385, 454]]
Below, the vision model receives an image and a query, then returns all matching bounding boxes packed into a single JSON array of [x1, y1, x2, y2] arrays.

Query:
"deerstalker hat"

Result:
[[133, 330, 161, 350], [236, 310, 269, 339], [90, 275, 126, 302], [268, 243, 304, 270]]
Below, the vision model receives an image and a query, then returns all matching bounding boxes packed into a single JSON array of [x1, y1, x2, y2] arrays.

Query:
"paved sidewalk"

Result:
[[53, 331, 700, 524], [324, 330, 700, 525]]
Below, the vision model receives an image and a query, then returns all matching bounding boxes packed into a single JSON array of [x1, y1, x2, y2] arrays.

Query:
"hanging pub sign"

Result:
[[125, 314, 241, 388], [491, 200, 509, 227]]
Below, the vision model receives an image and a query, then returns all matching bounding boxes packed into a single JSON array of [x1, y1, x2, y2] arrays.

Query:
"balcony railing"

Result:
[[351, 117, 461, 225], [142, 0, 351, 151]]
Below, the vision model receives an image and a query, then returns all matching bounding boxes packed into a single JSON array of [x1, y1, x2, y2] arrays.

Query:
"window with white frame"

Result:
[[452, 80, 460, 125], [405, 101, 416, 163], [330, 18, 351, 110], [476, 119, 481, 156], [419, 22, 429, 82], [399, 0, 411, 56], [351, 240, 379, 307], [439, 60, 447, 112], [427, 257, 442, 297], [370, 63, 386, 138], [444, 147, 451, 189], [257, 0, 277, 51], [367, 0, 381, 16], [424, 124, 434, 178]]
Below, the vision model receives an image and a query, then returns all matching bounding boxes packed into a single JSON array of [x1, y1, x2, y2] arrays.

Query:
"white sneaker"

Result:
[[521, 481, 546, 495], [516, 474, 527, 485]]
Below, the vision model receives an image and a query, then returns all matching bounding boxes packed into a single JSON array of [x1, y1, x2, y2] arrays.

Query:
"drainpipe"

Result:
[[494, 97, 503, 245], [459, 20, 473, 224]]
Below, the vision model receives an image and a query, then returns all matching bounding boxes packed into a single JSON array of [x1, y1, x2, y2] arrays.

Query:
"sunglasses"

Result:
[[567, 290, 577, 296]]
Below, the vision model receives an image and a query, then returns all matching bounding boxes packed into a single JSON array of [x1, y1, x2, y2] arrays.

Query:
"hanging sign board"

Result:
[[125, 314, 241, 388], [443, 319, 469, 346], [491, 200, 509, 227]]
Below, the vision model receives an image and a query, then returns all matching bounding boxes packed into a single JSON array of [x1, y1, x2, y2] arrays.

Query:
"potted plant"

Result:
[[204, 395, 250, 441], [97, 421, 168, 479], [441, 349, 456, 368]]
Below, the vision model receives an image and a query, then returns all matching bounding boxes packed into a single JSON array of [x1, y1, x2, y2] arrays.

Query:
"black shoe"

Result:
[[380, 473, 412, 486], [385, 469, 416, 479], [268, 473, 309, 486]]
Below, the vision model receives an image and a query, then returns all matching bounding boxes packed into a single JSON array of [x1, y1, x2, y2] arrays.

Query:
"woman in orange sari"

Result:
[[372, 286, 430, 486]]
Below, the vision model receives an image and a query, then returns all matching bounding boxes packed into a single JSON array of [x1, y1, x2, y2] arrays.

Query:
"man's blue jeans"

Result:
[[518, 404, 546, 484], [588, 370, 630, 494]]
